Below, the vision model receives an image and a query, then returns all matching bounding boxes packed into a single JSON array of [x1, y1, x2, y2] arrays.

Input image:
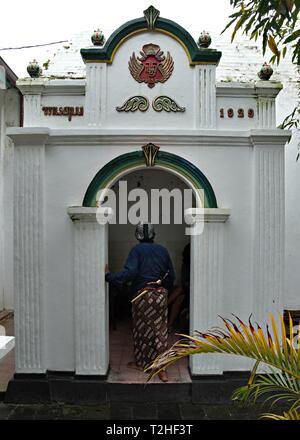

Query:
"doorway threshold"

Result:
[[109, 320, 191, 384]]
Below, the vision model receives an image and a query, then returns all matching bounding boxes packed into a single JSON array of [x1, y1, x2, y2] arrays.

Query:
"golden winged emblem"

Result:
[[128, 43, 174, 88]]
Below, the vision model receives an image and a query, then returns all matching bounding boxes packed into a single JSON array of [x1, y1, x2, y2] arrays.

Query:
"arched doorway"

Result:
[[107, 167, 194, 383], [68, 149, 230, 378], [82, 150, 218, 209]]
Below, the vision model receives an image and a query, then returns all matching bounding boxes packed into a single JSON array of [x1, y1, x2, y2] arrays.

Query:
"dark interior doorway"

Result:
[[107, 168, 194, 383]]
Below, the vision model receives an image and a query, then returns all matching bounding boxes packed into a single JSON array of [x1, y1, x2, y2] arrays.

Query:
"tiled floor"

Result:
[[0, 311, 15, 393], [108, 319, 191, 384], [0, 313, 191, 391]]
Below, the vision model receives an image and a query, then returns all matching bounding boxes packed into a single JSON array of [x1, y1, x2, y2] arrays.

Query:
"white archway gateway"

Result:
[[67, 154, 230, 377], [4, 5, 290, 402]]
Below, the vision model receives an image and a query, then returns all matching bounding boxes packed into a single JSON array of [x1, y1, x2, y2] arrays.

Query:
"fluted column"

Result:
[[68, 207, 110, 375], [23, 95, 42, 126], [257, 97, 276, 128], [256, 81, 282, 129], [17, 80, 44, 127], [85, 64, 106, 127], [185, 209, 230, 375], [8, 128, 49, 373], [253, 139, 285, 324], [197, 65, 217, 128]]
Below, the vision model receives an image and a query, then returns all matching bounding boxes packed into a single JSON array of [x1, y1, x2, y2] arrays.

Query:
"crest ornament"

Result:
[[197, 31, 212, 48], [91, 29, 105, 47], [143, 5, 160, 30], [129, 44, 174, 88], [142, 143, 160, 167], [27, 59, 42, 78], [258, 62, 273, 81]]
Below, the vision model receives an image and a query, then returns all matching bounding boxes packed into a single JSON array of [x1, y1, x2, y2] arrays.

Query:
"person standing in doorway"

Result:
[[167, 242, 190, 333], [105, 222, 175, 382]]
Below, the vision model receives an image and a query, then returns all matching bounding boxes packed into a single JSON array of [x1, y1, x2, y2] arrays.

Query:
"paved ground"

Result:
[[1, 315, 190, 388], [0, 314, 276, 421], [0, 402, 262, 420]]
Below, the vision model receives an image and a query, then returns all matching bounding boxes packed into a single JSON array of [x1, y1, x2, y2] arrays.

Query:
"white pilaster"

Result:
[[198, 65, 216, 129], [8, 128, 49, 373], [257, 97, 276, 128], [256, 81, 282, 129], [85, 64, 106, 127], [68, 207, 109, 375], [253, 138, 285, 324], [186, 209, 230, 375], [17, 80, 45, 127], [23, 95, 42, 126]]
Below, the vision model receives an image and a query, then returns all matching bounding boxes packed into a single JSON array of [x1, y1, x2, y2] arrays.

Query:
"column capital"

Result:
[[68, 206, 114, 223], [16, 78, 46, 95], [185, 208, 231, 224], [255, 80, 283, 98], [249, 130, 291, 147], [6, 127, 50, 146]]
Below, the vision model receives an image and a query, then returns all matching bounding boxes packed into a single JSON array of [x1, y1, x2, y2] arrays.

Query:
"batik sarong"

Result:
[[132, 287, 168, 369]]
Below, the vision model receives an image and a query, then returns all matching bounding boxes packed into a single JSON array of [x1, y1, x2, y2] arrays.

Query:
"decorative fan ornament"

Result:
[[128, 43, 174, 88]]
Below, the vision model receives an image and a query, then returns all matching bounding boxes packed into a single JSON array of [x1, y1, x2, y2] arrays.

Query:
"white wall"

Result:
[[44, 142, 254, 370], [9, 26, 294, 372], [0, 88, 20, 310], [277, 84, 300, 309], [105, 33, 195, 130], [37, 32, 300, 313]]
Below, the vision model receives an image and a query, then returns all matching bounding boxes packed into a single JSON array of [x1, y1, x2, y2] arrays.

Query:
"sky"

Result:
[[0, 0, 233, 77]]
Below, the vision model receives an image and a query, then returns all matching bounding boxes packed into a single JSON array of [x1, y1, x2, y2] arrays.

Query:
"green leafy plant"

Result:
[[223, 1, 300, 65], [223, 0, 300, 156], [147, 313, 300, 420]]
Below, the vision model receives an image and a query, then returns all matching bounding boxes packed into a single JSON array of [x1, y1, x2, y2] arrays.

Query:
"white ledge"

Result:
[[6, 127, 291, 148], [68, 206, 114, 223], [17, 78, 86, 96], [16, 78, 282, 99], [217, 81, 283, 98], [6, 127, 50, 146], [185, 208, 231, 223], [68, 207, 231, 223], [68, 207, 98, 222]]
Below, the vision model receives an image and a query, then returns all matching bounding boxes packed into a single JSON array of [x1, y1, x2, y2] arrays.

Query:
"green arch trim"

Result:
[[81, 16, 222, 65], [83, 150, 218, 208]]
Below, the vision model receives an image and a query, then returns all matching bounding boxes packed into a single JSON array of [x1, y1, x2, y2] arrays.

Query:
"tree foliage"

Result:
[[223, 0, 300, 64], [223, 1, 300, 133]]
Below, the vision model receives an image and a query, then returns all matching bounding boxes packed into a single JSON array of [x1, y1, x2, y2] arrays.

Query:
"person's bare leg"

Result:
[[158, 369, 168, 382], [168, 285, 181, 306], [127, 361, 143, 371], [168, 295, 184, 328]]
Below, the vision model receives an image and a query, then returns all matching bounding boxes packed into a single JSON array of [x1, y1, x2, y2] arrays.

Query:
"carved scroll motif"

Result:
[[116, 96, 149, 112], [152, 96, 185, 113]]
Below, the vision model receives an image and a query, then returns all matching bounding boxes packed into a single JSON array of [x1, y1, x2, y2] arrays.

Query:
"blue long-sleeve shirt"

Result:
[[105, 242, 175, 295]]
